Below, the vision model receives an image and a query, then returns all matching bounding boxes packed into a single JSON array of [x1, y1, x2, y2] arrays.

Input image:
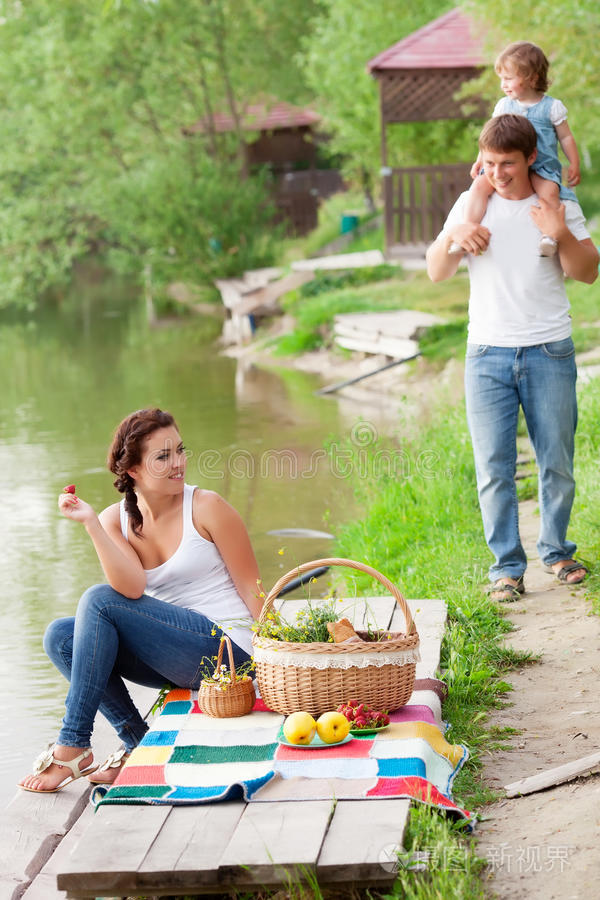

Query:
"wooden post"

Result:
[[379, 79, 393, 255]]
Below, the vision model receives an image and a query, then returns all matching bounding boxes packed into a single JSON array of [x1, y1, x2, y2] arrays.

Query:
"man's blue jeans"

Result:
[[464, 338, 578, 582], [44, 584, 252, 751]]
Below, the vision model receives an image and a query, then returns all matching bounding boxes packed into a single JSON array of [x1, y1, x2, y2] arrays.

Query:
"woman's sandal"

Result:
[[87, 747, 131, 785], [486, 576, 525, 603], [543, 560, 589, 584], [20, 744, 97, 793]]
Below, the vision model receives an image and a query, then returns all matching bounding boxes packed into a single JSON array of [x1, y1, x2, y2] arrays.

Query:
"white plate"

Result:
[[278, 733, 353, 750]]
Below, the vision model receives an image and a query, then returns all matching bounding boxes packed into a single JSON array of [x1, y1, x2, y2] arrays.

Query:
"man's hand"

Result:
[[529, 197, 568, 242], [449, 223, 491, 256], [426, 223, 491, 283], [530, 196, 599, 284]]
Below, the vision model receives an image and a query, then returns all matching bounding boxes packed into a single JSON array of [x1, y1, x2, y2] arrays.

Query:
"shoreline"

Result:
[[224, 323, 467, 434]]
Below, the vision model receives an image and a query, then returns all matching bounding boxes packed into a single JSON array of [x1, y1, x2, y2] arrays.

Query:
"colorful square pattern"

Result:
[[97, 679, 472, 823]]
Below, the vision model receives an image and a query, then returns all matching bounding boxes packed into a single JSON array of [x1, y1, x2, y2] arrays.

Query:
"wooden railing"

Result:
[[383, 163, 471, 250]]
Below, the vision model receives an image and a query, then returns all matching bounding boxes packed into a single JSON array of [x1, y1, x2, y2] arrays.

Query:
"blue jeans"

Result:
[[464, 339, 578, 582], [44, 584, 252, 751]]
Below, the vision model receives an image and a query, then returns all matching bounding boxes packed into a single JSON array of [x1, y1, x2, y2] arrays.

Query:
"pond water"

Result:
[[0, 271, 363, 808]]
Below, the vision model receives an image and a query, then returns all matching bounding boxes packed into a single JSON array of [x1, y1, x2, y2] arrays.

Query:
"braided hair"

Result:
[[107, 407, 177, 537]]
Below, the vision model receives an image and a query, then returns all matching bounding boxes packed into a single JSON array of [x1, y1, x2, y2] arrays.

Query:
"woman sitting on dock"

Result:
[[19, 407, 262, 793]]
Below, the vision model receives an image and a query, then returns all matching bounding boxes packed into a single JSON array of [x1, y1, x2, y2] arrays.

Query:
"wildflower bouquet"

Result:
[[198, 635, 256, 718], [254, 599, 341, 644]]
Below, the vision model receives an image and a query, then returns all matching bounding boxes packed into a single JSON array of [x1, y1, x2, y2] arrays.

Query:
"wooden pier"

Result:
[[2, 595, 447, 899]]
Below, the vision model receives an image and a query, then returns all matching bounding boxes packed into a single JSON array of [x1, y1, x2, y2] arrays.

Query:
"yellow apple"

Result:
[[316, 711, 351, 744], [283, 711, 317, 745]]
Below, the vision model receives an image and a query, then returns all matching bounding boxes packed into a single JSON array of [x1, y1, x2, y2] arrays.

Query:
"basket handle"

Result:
[[260, 557, 417, 635], [216, 634, 238, 684]]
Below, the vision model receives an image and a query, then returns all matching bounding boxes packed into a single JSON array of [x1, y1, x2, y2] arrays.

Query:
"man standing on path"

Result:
[[426, 114, 598, 601]]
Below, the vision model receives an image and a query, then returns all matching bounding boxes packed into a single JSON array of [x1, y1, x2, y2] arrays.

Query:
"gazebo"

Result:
[[367, 8, 488, 254]]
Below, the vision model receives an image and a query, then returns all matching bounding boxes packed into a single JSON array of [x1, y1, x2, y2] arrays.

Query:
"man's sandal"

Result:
[[543, 560, 589, 584], [20, 744, 97, 793], [87, 747, 131, 785], [486, 576, 525, 603]]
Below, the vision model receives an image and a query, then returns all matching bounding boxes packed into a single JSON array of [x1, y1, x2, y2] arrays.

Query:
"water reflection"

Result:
[[0, 271, 357, 806]]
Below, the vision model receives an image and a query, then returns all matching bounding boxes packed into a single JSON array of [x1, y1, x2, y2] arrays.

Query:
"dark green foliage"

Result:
[[0, 0, 318, 308]]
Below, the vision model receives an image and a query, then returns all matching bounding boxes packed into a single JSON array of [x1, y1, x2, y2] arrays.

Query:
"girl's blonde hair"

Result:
[[495, 41, 550, 93]]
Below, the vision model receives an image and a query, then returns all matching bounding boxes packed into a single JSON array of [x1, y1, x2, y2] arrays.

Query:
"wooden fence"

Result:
[[274, 169, 345, 236], [383, 163, 471, 252]]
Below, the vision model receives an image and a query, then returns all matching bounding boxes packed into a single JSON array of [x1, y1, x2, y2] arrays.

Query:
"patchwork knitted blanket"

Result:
[[97, 678, 472, 822]]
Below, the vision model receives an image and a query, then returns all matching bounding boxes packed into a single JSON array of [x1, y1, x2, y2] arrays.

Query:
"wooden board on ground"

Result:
[[317, 799, 410, 883], [333, 310, 445, 359], [219, 800, 333, 887], [334, 334, 419, 358], [20, 806, 96, 900], [504, 749, 600, 798], [334, 310, 445, 342], [234, 269, 314, 316], [140, 803, 244, 891], [291, 250, 385, 271]]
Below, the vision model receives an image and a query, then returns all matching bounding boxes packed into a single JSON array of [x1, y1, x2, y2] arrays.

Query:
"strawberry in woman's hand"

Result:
[[63, 484, 76, 494]]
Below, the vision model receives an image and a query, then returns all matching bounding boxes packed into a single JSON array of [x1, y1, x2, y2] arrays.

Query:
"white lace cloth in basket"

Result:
[[252, 645, 421, 670]]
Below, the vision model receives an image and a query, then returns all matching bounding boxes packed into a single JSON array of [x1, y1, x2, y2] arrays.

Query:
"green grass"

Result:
[[323, 400, 537, 897], [383, 805, 488, 900], [342, 222, 385, 254], [571, 378, 600, 613], [281, 191, 375, 264], [273, 270, 469, 359]]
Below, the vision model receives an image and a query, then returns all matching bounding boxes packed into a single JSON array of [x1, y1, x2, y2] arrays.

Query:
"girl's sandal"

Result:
[[87, 747, 131, 785], [20, 744, 97, 793]]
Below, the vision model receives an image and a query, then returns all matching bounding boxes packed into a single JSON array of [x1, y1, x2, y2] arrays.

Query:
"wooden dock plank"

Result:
[[391, 598, 447, 679], [0, 781, 91, 900], [317, 799, 410, 883], [56, 805, 170, 897], [134, 802, 245, 894], [344, 595, 396, 631], [276, 595, 396, 633], [20, 806, 96, 900], [0, 682, 156, 899], [219, 800, 333, 887]]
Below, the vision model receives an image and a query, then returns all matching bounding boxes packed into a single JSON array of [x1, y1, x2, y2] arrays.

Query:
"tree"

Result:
[[300, 0, 480, 196], [464, 0, 600, 152], [0, 0, 319, 309]]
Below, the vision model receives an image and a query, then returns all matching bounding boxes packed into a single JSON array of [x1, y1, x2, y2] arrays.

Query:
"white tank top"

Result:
[[119, 484, 253, 655]]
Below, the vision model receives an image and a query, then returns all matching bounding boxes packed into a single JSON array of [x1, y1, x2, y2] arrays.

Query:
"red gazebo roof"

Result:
[[186, 101, 321, 135], [367, 7, 486, 73]]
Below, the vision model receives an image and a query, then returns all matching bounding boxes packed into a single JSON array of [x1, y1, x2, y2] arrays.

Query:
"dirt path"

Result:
[[475, 497, 600, 899]]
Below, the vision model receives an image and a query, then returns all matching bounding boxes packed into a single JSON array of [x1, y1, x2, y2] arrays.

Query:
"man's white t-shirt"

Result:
[[442, 191, 590, 346]]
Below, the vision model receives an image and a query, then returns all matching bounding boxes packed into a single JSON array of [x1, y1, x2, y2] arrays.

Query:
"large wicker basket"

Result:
[[253, 558, 420, 716], [198, 635, 256, 718]]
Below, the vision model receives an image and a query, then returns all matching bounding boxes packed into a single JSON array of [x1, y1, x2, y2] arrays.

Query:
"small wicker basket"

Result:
[[198, 635, 256, 718], [253, 558, 420, 716]]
